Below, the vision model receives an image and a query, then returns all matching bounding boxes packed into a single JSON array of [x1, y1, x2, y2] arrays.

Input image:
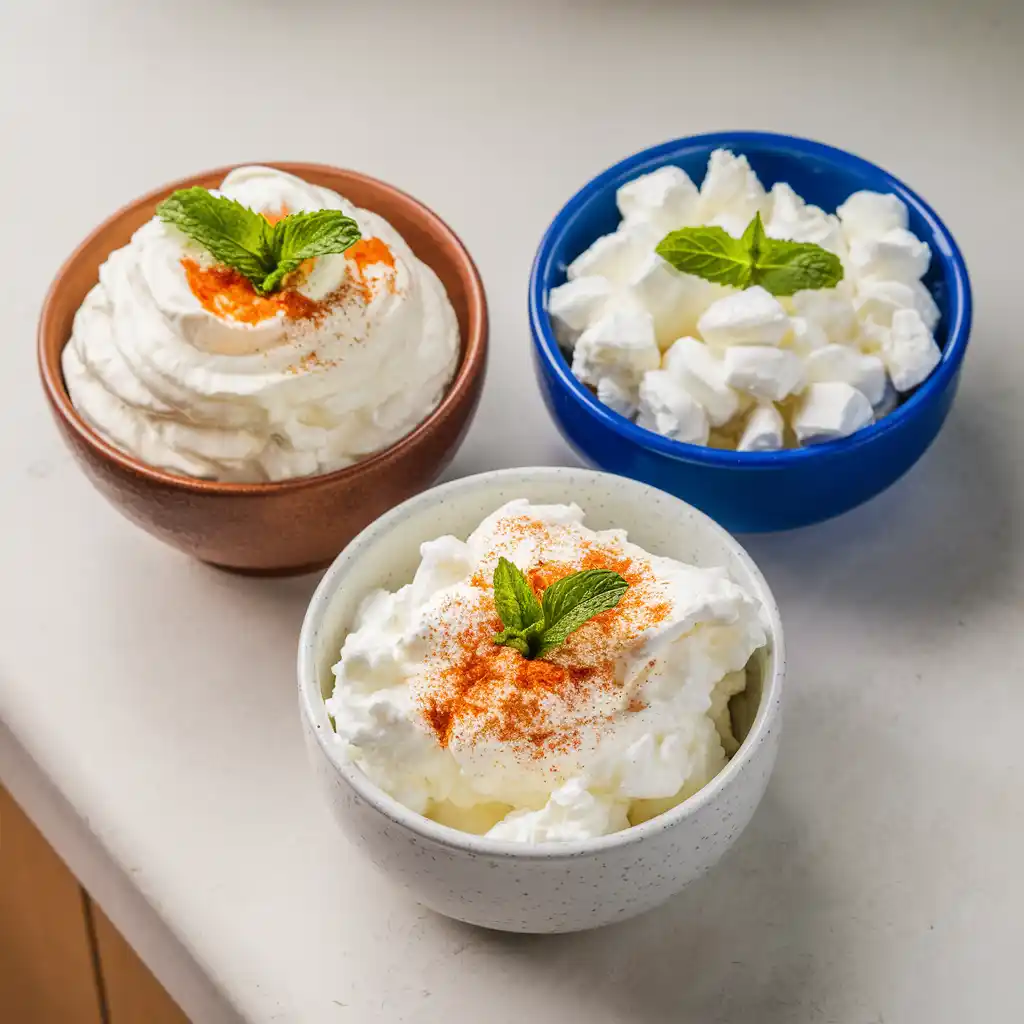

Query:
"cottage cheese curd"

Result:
[[549, 149, 943, 450], [326, 500, 768, 844], [63, 166, 460, 481]]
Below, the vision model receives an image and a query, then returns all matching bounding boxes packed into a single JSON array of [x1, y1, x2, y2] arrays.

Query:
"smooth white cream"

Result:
[[550, 149, 943, 450], [63, 166, 459, 481], [326, 500, 768, 844]]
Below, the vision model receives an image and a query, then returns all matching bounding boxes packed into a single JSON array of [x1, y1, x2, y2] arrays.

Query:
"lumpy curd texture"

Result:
[[326, 500, 768, 844], [549, 149, 943, 450], [63, 166, 459, 481]]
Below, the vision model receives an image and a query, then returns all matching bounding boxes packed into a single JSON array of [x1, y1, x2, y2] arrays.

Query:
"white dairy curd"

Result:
[[549, 149, 943, 450], [63, 166, 460, 481], [326, 500, 768, 844]]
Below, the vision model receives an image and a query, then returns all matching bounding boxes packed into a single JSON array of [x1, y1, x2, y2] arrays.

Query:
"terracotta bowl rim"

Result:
[[37, 161, 488, 495]]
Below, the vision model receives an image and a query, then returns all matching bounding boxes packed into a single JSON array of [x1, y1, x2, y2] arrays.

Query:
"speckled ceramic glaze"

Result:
[[298, 467, 785, 933], [38, 163, 488, 575]]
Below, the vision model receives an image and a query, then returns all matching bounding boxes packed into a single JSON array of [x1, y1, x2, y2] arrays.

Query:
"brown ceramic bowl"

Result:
[[38, 163, 488, 575]]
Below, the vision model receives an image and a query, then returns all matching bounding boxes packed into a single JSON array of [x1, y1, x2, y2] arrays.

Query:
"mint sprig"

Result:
[[655, 211, 843, 296], [491, 557, 628, 659], [655, 224, 754, 288], [157, 187, 361, 295]]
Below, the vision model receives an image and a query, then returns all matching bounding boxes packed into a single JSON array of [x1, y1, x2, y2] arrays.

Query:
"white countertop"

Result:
[[3, 2, 1023, 1021]]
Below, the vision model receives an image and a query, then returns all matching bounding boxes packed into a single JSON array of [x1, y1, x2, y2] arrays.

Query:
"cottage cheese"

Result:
[[326, 500, 768, 844], [63, 166, 460, 481], [549, 149, 943, 449]]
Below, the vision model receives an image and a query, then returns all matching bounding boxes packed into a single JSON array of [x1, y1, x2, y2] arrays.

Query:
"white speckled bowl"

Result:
[[298, 467, 785, 933]]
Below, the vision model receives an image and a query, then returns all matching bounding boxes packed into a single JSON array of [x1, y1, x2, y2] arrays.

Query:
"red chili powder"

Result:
[[418, 517, 671, 760], [180, 259, 325, 325], [180, 211, 396, 325], [344, 237, 396, 302]]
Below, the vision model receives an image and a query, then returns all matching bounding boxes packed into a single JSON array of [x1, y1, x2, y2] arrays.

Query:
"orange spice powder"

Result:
[[347, 236, 395, 273], [344, 237, 396, 302], [422, 618, 611, 758], [180, 208, 397, 326], [262, 205, 290, 226], [180, 259, 326, 325], [418, 518, 672, 761]]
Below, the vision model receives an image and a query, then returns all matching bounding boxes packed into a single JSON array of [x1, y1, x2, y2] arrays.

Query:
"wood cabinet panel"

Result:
[[91, 901, 190, 1024], [0, 785, 103, 1024]]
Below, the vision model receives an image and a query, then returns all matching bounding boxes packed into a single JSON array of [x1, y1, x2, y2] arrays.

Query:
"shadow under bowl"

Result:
[[38, 162, 488, 574]]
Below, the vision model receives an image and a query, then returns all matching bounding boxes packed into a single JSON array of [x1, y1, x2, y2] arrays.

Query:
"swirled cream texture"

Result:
[[326, 500, 769, 844], [62, 166, 460, 481]]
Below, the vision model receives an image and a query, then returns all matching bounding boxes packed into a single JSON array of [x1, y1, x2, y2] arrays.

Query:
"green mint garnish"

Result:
[[750, 238, 844, 295], [655, 222, 755, 289], [655, 211, 843, 296], [156, 187, 361, 295], [491, 556, 628, 660]]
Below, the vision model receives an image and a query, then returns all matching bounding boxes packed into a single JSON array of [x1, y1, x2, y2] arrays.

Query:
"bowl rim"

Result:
[[529, 130, 973, 467], [38, 161, 488, 494], [297, 466, 786, 860]]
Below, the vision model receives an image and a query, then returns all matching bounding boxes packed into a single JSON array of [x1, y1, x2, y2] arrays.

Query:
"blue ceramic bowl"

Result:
[[529, 131, 972, 531]]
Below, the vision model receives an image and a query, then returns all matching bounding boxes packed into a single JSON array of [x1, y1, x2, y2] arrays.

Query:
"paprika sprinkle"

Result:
[[181, 259, 326, 325], [416, 515, 672, 762], [181, 214, 397, 326], [345, 237, 397, 302]]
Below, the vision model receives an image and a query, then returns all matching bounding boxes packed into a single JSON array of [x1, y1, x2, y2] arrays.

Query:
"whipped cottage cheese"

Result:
[[63, 166, 460, 481], [549, 149, 943, 450], [326, 500, 768, 844]]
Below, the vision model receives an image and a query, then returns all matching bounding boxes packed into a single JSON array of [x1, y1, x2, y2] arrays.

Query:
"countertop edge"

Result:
[[0, 718, 244, 1024]]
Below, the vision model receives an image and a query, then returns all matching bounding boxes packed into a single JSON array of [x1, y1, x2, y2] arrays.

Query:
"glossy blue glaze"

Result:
[[529, 132, 972, 531]]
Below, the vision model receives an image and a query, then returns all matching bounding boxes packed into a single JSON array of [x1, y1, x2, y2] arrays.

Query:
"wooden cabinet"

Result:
[[91, 904, 189, 1024], [0, 785, 103, 1023], [0, 785, 188, 1023]]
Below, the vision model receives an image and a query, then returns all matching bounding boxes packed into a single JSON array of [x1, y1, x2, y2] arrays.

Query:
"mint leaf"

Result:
[[536, 570, 629, 657], [654, 209, 843, 297], [493, 628, 530, 657], [740, 210, 767, 265], [492, 561, 628, 660], [492, 557, 544, 633], [539, 568, 622, 629], [157, 187, 361, 295], [158, 188, 274, 285], [751, 238, 844, 296], [655, 226, 752, 287], [261, 210, 363, 293]]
